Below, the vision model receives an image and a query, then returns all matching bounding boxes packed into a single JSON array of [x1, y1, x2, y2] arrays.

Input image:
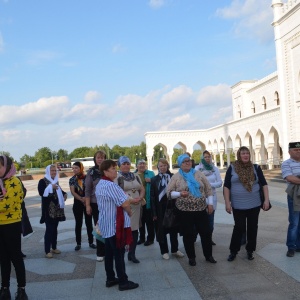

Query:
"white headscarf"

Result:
[[43, 165, 65, 208]]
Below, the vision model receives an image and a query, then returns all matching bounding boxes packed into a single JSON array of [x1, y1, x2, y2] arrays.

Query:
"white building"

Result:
[[145, 0, 300, 171]]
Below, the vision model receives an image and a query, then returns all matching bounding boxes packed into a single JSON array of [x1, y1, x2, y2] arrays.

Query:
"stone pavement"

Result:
[[4, 178, 300, 300]]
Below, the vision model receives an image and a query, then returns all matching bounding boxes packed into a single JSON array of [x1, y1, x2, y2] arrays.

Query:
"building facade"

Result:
[[145, 0, 300, 171]]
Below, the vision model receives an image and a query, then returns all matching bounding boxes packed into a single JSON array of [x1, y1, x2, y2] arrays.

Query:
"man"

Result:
[[281, 142, 300, 257], [135, 159, 156, 246]]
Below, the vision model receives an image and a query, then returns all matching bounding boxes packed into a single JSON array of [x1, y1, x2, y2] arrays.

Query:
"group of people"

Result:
[[2, 141, 300, 296]]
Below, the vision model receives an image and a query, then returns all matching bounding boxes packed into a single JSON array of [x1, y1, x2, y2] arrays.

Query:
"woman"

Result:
[[195, 151, 222, 245], [0, 155, 28, 300], [85, 150, 106, 261], [167, 153, 216, 266], [69, 161, 95, 251], [116, 156, 145, 263], [223, 146, 270, 261], [95, 159, 139, 291], [150, 158, 184, 260], [38, 164, 67, 259]]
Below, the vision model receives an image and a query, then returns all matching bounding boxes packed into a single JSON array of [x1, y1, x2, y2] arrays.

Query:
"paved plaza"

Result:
[[3, 178, 300, 300]]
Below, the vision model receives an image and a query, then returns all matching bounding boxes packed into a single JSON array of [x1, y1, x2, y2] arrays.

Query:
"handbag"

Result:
[[163, 198, 178, 228]]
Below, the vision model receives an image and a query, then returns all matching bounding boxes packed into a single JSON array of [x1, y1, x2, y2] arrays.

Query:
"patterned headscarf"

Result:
[[118, 156, 131, 167], [72, 161, 85, 190], [0, 155, 17, 195], [232, 147, 255, 192]]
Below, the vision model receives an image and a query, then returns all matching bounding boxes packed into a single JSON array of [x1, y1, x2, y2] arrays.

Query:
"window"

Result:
[[251, 102, 255, 114], [262, 97, 267, 110]]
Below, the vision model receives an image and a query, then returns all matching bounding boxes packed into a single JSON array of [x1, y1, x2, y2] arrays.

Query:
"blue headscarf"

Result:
[[117, 156, 131, 167], [178, 154, 201, 198]]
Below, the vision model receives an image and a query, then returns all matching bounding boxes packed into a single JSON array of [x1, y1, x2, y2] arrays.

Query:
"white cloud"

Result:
[[161, 85, 194, 108], [66, 102, 108, 120], [149, 0, 166, 9], [196, 83, 232, 106], [216, 0, 273, 44], [84, 91, 102, 103]]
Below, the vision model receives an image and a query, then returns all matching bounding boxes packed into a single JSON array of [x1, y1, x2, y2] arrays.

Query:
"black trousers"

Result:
[[73, 199, 94, 245], [129, 230, 138, 256], [0, 222, 26, 288], [159, 227, 179, 255], [230, 206, 260, 254], [180, 210, 212, 259], [90, 202, 105, 257], [139, 206, 155, 242]]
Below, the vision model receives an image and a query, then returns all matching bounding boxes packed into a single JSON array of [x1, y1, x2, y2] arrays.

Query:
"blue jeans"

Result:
[[286, 195, 300, 250], [44, 219, 59, 254]]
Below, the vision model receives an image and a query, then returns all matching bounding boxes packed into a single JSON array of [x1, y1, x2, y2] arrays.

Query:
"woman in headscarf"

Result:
[[195, 150, 222, 245], [69, 161, 95, 251], [116, 156, 145, 263], [38, 164, 67, 259], [151, 158, 184, 260], [167, 153, 216, 266], [0, 155, 28, 300], [85, 150, 106, 261], [223, 146, 270, 262]]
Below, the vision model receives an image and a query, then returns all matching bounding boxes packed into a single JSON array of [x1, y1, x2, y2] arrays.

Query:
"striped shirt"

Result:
[[281, 158, 300, 183], [95, 179, 130, 238]]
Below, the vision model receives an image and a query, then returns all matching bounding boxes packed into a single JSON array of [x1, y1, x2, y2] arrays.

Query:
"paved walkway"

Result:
[[4, 178, 300, 299]]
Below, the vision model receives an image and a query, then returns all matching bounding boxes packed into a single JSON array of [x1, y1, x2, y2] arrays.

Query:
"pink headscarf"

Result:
[[0, 155, 17, 196]]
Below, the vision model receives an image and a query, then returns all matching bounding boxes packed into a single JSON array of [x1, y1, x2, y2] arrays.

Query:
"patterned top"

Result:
[[167, 171, 213, 212], [95, 179, 130, 238], [0, 176, 24, 225], [69, 175, 85, 197]]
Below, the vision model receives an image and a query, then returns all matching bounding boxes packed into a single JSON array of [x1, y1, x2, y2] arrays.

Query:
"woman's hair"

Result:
[[202, 150, 211, 157], [100, 160, 116, 172], [237, 146, 250, 161], [93, 150, 106, 165], [157, 158, 169, 168], [0, 155, 13, 177]]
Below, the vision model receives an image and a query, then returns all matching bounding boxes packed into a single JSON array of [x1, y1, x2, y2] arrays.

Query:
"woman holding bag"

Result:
[[150, 158, 184, 260]]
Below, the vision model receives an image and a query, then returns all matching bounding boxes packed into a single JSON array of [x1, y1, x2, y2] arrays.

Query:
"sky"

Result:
[[0, 0, 278, 161]]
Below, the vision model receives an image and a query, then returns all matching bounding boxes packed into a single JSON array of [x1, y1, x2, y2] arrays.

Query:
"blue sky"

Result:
[[0, 0, 277, 160]]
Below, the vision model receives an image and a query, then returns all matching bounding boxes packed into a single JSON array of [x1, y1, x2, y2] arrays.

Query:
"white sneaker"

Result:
[[162, 253, 170, 260], [97, 256, 104, 262], [172, 251, 184, 258]]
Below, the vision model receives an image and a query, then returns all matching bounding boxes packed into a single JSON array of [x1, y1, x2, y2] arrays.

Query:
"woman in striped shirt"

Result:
[[223, 146, 270, 262]]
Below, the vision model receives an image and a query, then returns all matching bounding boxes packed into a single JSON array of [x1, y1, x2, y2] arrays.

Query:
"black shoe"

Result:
[[106, 278, 119, 288], [15, 288, 28, 300], [227, 253, 236, 262], [247, 251, 254, 260], [144, 240, 154, 246], [206, 256, 217, 263], [21, 252, 26, 258], [128, 253, 140, 263], [89, 243, 97, 249], [189, 258, 196, 266], [286, 249, 295, 257], [74, 245, 81, 251], [211, 240, 216, 246], [119, 281, 139, 291], [0, 287, 11, 300], [137, 239, 145, 245]]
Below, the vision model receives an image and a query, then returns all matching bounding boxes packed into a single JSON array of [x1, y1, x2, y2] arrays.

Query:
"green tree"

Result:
[[111, 145, 125, 159], [34, 147, 52, 167], [192, 150, 202, 164], [69, 147, 93, 159], [57, 149, 68, 162]]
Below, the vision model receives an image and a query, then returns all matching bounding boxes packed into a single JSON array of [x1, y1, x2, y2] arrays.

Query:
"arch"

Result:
[[262, 97, 267, 110], [251, 101, 256, 114], [234, 134, 242, 150], [244, 132, 254, 159], [274, 91, 280, 106], [227, 136, 233, 149], [207, 140, 212, 152], [267, 126, 282, 167], [254, 130, 267, 165]]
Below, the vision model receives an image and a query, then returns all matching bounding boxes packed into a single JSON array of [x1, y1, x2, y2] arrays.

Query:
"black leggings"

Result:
[[73, 199, 94, 245], [0, 222, 26, 288]]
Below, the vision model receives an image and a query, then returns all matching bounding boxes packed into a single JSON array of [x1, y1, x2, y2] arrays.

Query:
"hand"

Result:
[[131, 197, 141, 205], [225, 203, 232, 214], [262, 200, 270, 211], [207, 205, 214, 215], [86, 205, 92, 215], [145, 178, 151, 183], [63, 194, 67, 201], [52, 184, 58, 190], [180, 191, 189, 198]]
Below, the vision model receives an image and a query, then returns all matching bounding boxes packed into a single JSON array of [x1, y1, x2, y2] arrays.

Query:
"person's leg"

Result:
[[245, 206, 260, 253], [145, 208, 155, 243], [169, 228, 179, 254], [138, 206, 146, 243], [180, 211, 195, 259], [128, 230, 139, 263], [159, 228, 169, 255], [229, 208, 246, 254], [84, 208, 94, 245], [104, 237, 116, 282], [197, 210, 213, 259], [73, 201, 83, 247], [44, 220, 54, 254], [286, 195, 300, 251], [51, 220, 59, 250], [91, 203, 105, 257], [0, 225, 12, 289]]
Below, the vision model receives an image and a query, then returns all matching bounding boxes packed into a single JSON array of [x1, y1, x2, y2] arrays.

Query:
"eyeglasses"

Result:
[[182, 160, 191, 164]]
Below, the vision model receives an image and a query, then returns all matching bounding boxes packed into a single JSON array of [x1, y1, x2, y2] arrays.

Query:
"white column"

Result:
[[226, 148, 232, 167], [219, 150, 224, 169], [147, 155, 153, 171]]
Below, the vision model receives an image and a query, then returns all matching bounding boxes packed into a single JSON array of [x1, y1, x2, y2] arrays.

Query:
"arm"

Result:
[[84, 173, 93, 215], [199, 173, 214, 214], [223, 186, 232, 214], [210, 167, 223, 189], [285, 175, 300, 185], [121, 198, 132, 217]]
